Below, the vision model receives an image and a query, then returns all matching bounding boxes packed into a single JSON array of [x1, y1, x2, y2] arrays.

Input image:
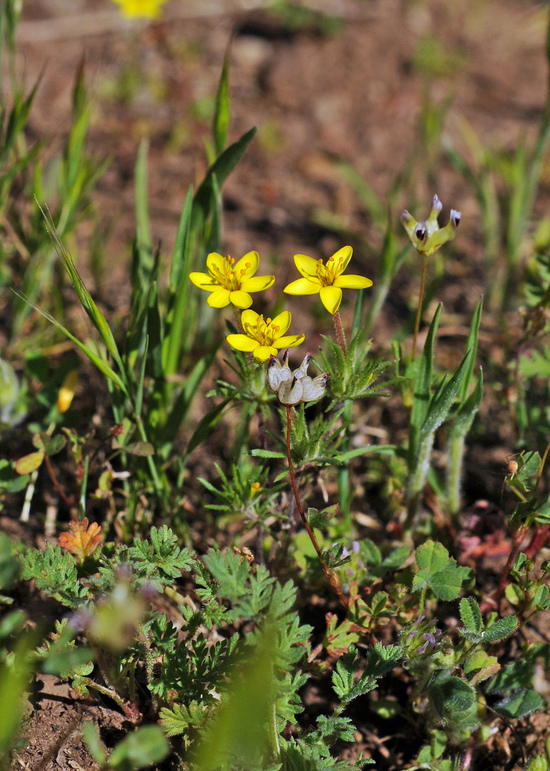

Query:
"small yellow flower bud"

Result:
[[57, 370, 79, 414]]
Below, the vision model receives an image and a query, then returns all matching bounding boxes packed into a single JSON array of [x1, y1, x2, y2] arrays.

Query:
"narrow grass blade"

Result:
[[213, 39, 231, 154], [163, 188, 195, 374], [459, 296, 483, 401], [39, 206, 124, 372], [183, 397, 233, 459], [134, 138, 154, 284], [193, 127, 257, 227], [422, 349, 473, 437]]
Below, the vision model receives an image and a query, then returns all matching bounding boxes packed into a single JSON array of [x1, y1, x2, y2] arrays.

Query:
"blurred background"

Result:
[[12, 0, 549, 339]]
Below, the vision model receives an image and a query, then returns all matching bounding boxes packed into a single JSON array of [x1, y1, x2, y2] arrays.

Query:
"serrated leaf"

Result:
[[429, 568, 464, 601], [415, 540, 450, 573], [460, 597, 482, 634]]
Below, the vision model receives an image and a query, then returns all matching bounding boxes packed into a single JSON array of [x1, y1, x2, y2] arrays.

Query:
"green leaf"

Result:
[[193, 622, 278, 770], [429, 676, 478, 726], [421, 348, 473, 436], [184, 397, 233, 458], [82, 722, 107, 766], [415, 540, 449, 573], [459, 295, 483, 402], [460, 597, 482, 634], [483, 615, 518, 643], [449, 368, 483, 440], [15, 450, 44, 475], [492, 688, 545, 719], [486, 660, 535, 694], [428, 568, 464, 601], [213, 43, 231, 154], [193, 127, 257, 227], [109, 726, 169, 771]]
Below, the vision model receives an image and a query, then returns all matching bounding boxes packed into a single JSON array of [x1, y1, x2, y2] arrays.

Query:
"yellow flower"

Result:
[[57, 370, 78, 414], [283, 246, 373, 315], [400, 195, 461, 256], [111, 0, 168, 18], [226, 310, 305, 362], [190, 251, 275, 310]]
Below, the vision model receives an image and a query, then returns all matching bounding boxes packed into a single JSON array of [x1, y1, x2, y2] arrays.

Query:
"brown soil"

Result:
[[5, 0, 550, 768]]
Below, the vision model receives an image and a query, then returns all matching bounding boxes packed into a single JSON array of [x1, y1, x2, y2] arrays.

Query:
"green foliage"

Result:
[[413, 540, 471, 602], [318, 332, 391, 405], [3, 4, 550, 769]]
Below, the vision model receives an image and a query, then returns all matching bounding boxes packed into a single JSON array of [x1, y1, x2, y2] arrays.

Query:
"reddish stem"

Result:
[[333, 310, 347, 354], [285, 406, 349, 609], [481, 526, 527, 613], [44, 454, 76, 512]]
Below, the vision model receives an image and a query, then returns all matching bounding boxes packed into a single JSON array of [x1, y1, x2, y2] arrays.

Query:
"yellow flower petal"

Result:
[[253, 345, 276, 362], [189, 271, 218, 290], [273, 334, 305, 349], [234, 250, 259, 278], [319, 285, 342, 314], [270, 311, 292, 336], [294, 254, 320, 279], [334, 275, 373, 289], [206, 252, 226, 272], [241, 309, 260, 327], [284, 277, 321, 295], [241, 275, 275, 292], [327, 245, 353, 273], [226, 334, 259, 352], [208, 288, 231, 308], [229, 290, 253, 309]]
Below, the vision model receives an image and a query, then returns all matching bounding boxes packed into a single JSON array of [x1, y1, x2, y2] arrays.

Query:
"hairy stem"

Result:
[[333, 310, 347, 354], [285, 406, 348, 608]]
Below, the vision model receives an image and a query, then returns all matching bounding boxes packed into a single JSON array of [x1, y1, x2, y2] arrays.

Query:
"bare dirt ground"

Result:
[[6, 0, 550, 768]]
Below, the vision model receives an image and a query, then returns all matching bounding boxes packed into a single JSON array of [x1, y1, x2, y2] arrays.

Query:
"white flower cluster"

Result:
[[267, 351, 328, 406]]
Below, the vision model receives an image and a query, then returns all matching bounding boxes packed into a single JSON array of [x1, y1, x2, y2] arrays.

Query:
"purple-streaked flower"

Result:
[[400, 195, 460, 256]]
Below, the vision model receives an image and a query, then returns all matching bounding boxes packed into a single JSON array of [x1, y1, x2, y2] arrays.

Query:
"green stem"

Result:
[[447, 433, 465, 518], [406, 430, 434, 524], [412, 254, 428, 360], [268, 700, 280, 761]]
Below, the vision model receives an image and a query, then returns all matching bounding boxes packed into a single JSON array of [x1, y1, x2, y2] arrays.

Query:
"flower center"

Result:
[[315, 256, 342, 286], [209, 256, 251, 291], [242, 314, 281, 345]]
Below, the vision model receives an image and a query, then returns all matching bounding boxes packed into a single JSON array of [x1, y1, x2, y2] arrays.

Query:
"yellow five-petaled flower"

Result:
[[283, 246, 372, 315], [226, 310, 305, 362], [111, 0, 168, 19], [189, 251, 275, 310]]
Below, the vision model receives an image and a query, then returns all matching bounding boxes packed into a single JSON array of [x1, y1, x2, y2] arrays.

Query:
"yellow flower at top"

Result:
[[283, 246, 373, 315], [226, 310, 305, 362], [111, 0, 168, 19], [400, 195, 461, 256], [190, 251, 275, 310]]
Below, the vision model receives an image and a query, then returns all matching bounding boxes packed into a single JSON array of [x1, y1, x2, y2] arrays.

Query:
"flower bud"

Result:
[[267, 352, 328, 406]]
